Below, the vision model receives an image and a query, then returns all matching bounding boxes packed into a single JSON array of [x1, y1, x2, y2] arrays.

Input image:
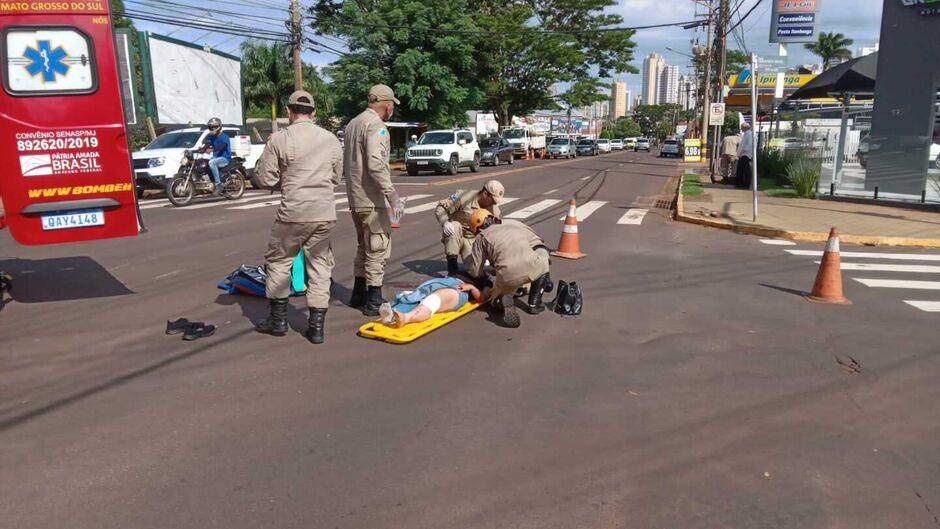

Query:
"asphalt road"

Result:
[[2, 149, 939, 528]]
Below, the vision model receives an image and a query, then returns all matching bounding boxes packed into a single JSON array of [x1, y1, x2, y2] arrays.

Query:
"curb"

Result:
[[673, 173, 940, 249]]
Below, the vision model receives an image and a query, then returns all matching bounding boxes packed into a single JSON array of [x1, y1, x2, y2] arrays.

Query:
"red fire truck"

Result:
[[0, 1, 140, 246]]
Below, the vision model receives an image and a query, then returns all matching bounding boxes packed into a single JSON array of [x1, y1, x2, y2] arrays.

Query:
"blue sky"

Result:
[[128, 0, 885, 92]]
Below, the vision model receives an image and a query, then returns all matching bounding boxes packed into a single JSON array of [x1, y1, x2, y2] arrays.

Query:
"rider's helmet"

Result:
[[207, 117, 222, 131], [469, 208, 494, 234]]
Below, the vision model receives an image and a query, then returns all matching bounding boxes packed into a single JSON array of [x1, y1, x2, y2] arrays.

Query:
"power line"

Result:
[[724, 0, 763, 36], [120, 10, 290, 42]]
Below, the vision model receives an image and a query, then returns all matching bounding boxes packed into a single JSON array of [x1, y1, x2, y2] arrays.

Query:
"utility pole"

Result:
[[699, 0, 714, 157], [290, 0, 303, 91], [711, 0, 730, 178]]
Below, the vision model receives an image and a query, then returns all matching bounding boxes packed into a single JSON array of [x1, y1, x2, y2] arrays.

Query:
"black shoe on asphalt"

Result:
[[305, 308, 327, 345], [256, 298, 289, 336], [362, 285, 385, 317], [500, 294, 521, 328], [349, 276, 367, 308], [446, 255, 460, 276], [183, 322, 215, 341], [166, 318, 191, 335]]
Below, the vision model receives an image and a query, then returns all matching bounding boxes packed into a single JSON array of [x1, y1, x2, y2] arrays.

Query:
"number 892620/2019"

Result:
[[18, 137, 100, 152]]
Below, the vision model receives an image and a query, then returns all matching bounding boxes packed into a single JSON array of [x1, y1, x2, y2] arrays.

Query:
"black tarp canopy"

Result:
[[787, 53, 878, 101]]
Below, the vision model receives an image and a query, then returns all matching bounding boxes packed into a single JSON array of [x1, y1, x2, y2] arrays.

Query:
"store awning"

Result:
[[787, 53, 877, 101]]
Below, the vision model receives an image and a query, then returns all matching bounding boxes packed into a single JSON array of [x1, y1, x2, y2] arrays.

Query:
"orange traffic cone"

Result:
[[551, 199, 586, 260], [806, 227, 851, 304]]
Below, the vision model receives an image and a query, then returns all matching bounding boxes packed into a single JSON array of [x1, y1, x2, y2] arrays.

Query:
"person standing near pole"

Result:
[[345, 84, 404, 317], [255, 91, 341, 345], [735, 122, 754, 189], [720, 130, 740, 184]]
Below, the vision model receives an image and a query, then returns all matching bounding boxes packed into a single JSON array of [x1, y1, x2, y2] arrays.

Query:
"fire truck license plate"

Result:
[[41, 209, 105, 231]]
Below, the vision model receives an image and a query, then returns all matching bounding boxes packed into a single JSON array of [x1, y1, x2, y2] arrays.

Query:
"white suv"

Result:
[[596, 138, 612, 153], [406, 130, 481, 175]]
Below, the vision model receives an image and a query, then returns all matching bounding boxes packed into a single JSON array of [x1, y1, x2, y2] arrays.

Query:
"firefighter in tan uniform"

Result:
[[434, 180, 505, 276], [254, 90, 341, 345], [465, 210, 552, 328], [344, 84, 404, 317]]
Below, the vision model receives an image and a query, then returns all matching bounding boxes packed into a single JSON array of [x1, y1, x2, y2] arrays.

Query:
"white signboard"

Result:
[[708, 103, 726, 125], [148, 35, 243, 125]]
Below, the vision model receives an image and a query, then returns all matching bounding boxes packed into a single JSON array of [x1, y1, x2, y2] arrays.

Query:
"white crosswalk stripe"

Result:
[[505, 199, 562, 219], [787, 250, 940, 261], [853, 279, 940, 290], [617, 208, 648, 225], [139, 193, 273, 210], [558, 201, 607, 221], [817, 262, 940, 274], [338, 194, 433, 213], [760, 239, 797, 246], [904, 301, 940, 312]]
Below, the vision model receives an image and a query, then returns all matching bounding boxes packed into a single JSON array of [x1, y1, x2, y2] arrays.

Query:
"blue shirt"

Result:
[[391, 277, 470, 313], [207, 132, 232, 161]]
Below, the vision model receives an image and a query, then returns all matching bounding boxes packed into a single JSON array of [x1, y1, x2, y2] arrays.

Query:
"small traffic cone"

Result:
[[806, 227, 851, 304], [551, 199, 586, 260]]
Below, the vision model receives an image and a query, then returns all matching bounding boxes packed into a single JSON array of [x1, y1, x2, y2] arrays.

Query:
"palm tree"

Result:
[[240, 41, 292, 131], [804, 32, 855, 70]]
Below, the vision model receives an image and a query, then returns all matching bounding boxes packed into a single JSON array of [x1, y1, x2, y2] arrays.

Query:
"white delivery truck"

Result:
[[501, 125, 547, 160], [131, 127, 265, 196]]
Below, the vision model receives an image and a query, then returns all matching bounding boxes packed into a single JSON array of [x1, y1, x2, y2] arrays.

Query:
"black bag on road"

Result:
[[551, 280, 582, 316]]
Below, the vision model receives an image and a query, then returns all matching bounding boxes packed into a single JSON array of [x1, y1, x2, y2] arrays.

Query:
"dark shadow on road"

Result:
[[0, 257, 133, 303], [759, 283, 809, 298], [402, 259, 447, 279]]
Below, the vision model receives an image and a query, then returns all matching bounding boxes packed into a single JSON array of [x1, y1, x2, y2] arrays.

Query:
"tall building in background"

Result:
[[625, 89, 633, 112], [658, 64, 679, 105], [642, 53, 665, 105], [677, 76, 696, 111], [633, 94, 642, 111], [609, 80, 627, 119]]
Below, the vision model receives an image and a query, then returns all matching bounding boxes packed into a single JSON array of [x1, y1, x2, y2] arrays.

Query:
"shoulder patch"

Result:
[[378, 128, 387, 136], [449, 192, 459, 201]]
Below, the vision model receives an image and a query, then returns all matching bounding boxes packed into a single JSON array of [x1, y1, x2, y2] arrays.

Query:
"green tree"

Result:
[[804, 32, 854, 70], [723, 111, 740, 135], [607, 116, 641, 138], [311, 0, 482, 127], [241, 41, 292, 127]]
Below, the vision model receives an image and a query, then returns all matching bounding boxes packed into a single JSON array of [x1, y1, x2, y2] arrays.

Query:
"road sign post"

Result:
[[750, 53, 759, 222]]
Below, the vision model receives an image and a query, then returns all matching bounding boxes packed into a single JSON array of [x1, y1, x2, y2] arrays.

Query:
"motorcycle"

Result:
[[165, 148, 246, 207]]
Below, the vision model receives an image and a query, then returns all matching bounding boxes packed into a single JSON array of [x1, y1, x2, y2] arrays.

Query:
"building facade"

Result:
[[658, 64, 679, 105], [609, 80, 627, 119], [642, 53, 665, 106]]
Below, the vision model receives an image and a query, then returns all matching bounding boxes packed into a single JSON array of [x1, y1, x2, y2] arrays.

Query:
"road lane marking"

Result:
[[904, 301, 940, 312], [617, 208, 649, 225], [139, 193, 273, 210], [558, 201, 607, 221], [816, 262, 940, 274], [543, 188, 559, 195], [338, 194, 433, 213], [787, 250, 940, 262], [853, 279, 940, 290], [580, 176, 591, 181], [504, 199, 562, 219], [760, 239, 797, 246], [429, 156, 586, 186]]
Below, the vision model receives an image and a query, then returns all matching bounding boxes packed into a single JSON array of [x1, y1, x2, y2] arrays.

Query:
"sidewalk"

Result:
[[676, 173, 940, 248]]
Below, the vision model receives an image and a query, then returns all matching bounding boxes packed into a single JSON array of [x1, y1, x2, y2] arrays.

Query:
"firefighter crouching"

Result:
[[465, 209, 552, 328], [434, 180, 504, 276]]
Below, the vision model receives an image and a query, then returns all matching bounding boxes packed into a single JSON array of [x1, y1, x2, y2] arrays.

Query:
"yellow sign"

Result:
[[727, 73, 815, 89], [684, 139, 702, 162]]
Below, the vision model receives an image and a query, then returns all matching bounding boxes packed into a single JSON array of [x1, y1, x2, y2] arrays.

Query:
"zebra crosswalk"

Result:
[[139, 191, 653, 227], [761, 239, 940, 314]]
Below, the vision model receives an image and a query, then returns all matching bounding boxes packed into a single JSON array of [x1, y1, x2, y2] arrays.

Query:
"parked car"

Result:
[[635, 138, 651, 152], [610, 139, 624, 150], [576, 139, 599, 156], [596, 138, 612, 153], [547, 137, 576, 159], [132, 127, 264, 196], [660, 138, 681, 158], [479, 137, 515, 166], [858, 135, 938, 169], [779, 137, 804, 152], [624, 137, 637, 149], [406, 129, 481, 175]]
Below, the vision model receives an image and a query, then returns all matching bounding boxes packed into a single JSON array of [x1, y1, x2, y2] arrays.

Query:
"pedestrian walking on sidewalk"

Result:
[[344, 84, 405, 317], [735, 122, 754, 189], [254, 90, 342, 345], [720, 132, 740, 184]]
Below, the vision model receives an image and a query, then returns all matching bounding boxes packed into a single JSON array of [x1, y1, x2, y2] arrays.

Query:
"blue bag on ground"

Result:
[[218, 255, 306, 297]]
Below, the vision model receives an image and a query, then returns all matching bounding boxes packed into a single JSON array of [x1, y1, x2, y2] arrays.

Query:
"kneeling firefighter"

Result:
[[465, 209, 552, 328], [434, 180, 504, 276]]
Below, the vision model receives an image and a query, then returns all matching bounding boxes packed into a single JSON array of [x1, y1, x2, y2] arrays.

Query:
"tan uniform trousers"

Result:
[[489, 247, 550, 300], [442, 221, 474, 260], [352, 209, 391, 286], [264, 220, 335, 309]]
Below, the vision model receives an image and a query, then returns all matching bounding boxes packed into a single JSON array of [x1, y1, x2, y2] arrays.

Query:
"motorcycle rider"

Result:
[[205, 117, 232, 196]]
